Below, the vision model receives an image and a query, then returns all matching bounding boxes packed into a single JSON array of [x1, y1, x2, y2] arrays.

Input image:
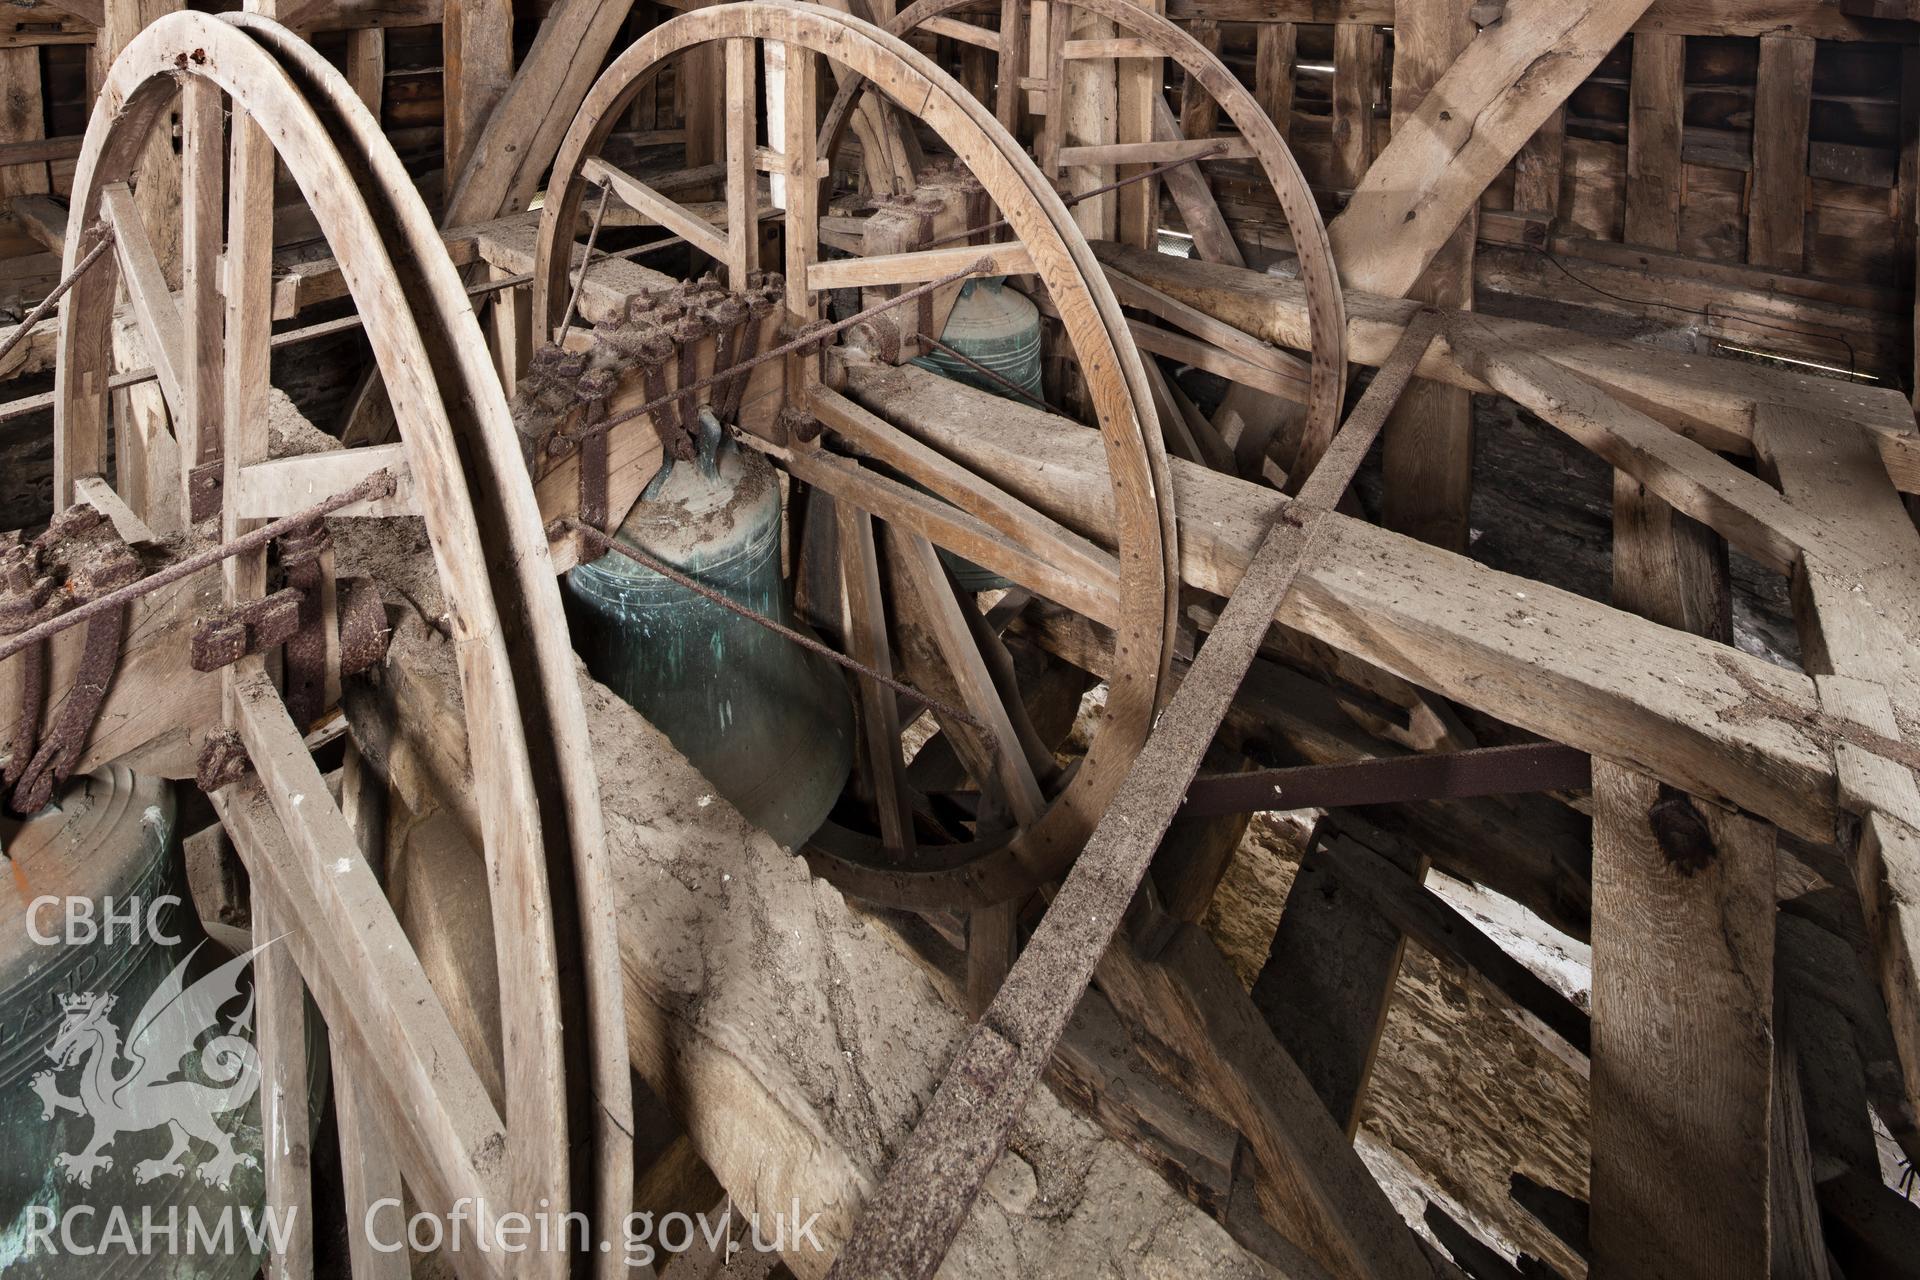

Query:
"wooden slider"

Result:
[[920, 15, 1000, 48], [1060, 37, 1160, 60], [1057, 137, 1256, 168], [806, 243, 1034, 291], [230, 444, 418, 520], [582, 156, 729, 263]]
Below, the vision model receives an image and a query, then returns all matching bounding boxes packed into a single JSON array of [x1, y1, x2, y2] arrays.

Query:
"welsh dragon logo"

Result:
[[28, 941, 267, 1190]]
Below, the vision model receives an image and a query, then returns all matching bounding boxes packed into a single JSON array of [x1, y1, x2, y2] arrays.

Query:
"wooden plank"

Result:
[[1105, 262, 1311, 394], [848, 360, 1839, 843], [180, 75, 223, 518], [1127, 317, 1307, 402], [1749, 34, 1815, 271], [1091, 238, 1920, 493], [344, 27, 386, 115], [805, 242, 1035, 289], [1251, 830, 1418, 1135], [1254, 21, 1297, 142], [1329, 21, 1375, 191], [922, 14, 999, 46], [1512, 106, 1566, 216], [223, 666, 510, 1210], [254, 896, 315, 1280], [1624, 32, 1685, 250], [723, 37, 758, 290], [1380, 0, 1476, 554], [582, 156, 729, 263], [1613, 472, 1731, 640], [835, 499, 912, 854], [1161, 0, 1911, 39], [231, 444, 417, 519], [892, 529, 1047, 826], [1061, 34, 1158, 58], [332, 1054, 411, 1280], [442, 0, 641, 226], [100, 182, 189, 424], [443, 0, 512, 179], [1178, 17, 1221, 141], [1328, 0, 1662, 298], [1590, 761, 1776, 1278], [0, 46, 49, 205], [1057, 136, 1256, 166]]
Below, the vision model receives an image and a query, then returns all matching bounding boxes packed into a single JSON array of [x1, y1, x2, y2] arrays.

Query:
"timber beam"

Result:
[[1091, 240, 1920, 494]]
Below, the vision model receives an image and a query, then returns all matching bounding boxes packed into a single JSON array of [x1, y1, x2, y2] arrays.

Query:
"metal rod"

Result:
[[916, 332, 1055, 414], [1179, 742, 1593, 817], [556, 516, 984, 732], [555, 179, 615, 342], [0, 468, 397, 666], [0, 228, 114, 372]]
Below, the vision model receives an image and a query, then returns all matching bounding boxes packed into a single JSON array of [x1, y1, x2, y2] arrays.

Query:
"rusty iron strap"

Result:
[[0, 468, 397, 668], [823, 310, 1449, 1280], [1180, 741, 1592, 817], [590, 255, 994, 439]]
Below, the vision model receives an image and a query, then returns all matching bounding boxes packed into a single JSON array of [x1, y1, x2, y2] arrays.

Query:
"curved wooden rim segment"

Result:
[[54, 14, 601, 1267], [531, 0, 1173, 907], [821, 0, 1349, 472]]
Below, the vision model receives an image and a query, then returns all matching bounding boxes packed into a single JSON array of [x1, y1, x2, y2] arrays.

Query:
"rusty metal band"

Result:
[[0, 468, 398, 669], [822, 312, 1448, 1280], [10, 603, 127, 814], [590, 256, 993, 439], [1179, 741, 1592, 817], [278, 520, 332, 731]]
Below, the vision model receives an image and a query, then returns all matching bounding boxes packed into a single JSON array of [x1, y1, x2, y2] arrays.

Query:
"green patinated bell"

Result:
[[567, 412, 855, 851], [908, 276, 1044, 403], [909, 276, 1043, 593], [0, 769, 297, 1278]]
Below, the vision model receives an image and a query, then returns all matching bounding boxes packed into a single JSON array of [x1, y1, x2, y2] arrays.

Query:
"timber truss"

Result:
[[0, 0, 1917, 1276]]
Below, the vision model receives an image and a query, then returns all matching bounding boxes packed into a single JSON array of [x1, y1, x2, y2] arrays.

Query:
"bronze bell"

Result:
[[566, 410, 855, 850]]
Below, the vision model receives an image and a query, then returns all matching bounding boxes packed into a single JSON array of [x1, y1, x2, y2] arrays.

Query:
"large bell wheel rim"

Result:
[[530, 0, 1174, 910], [820, 0, 1349, 465], [51, 12, 617, 1263]]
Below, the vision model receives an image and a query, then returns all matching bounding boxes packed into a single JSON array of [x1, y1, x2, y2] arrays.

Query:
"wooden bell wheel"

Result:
[[52, 12, 630, 1275], [821, 0, 1349, 477], [530, 0, 1175, 911]]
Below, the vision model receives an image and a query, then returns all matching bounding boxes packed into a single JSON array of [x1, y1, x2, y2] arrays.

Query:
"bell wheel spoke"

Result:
[[891, 526, 1046, 827], [837, 498, 916, 854], [808, 386, 1120, 611]]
